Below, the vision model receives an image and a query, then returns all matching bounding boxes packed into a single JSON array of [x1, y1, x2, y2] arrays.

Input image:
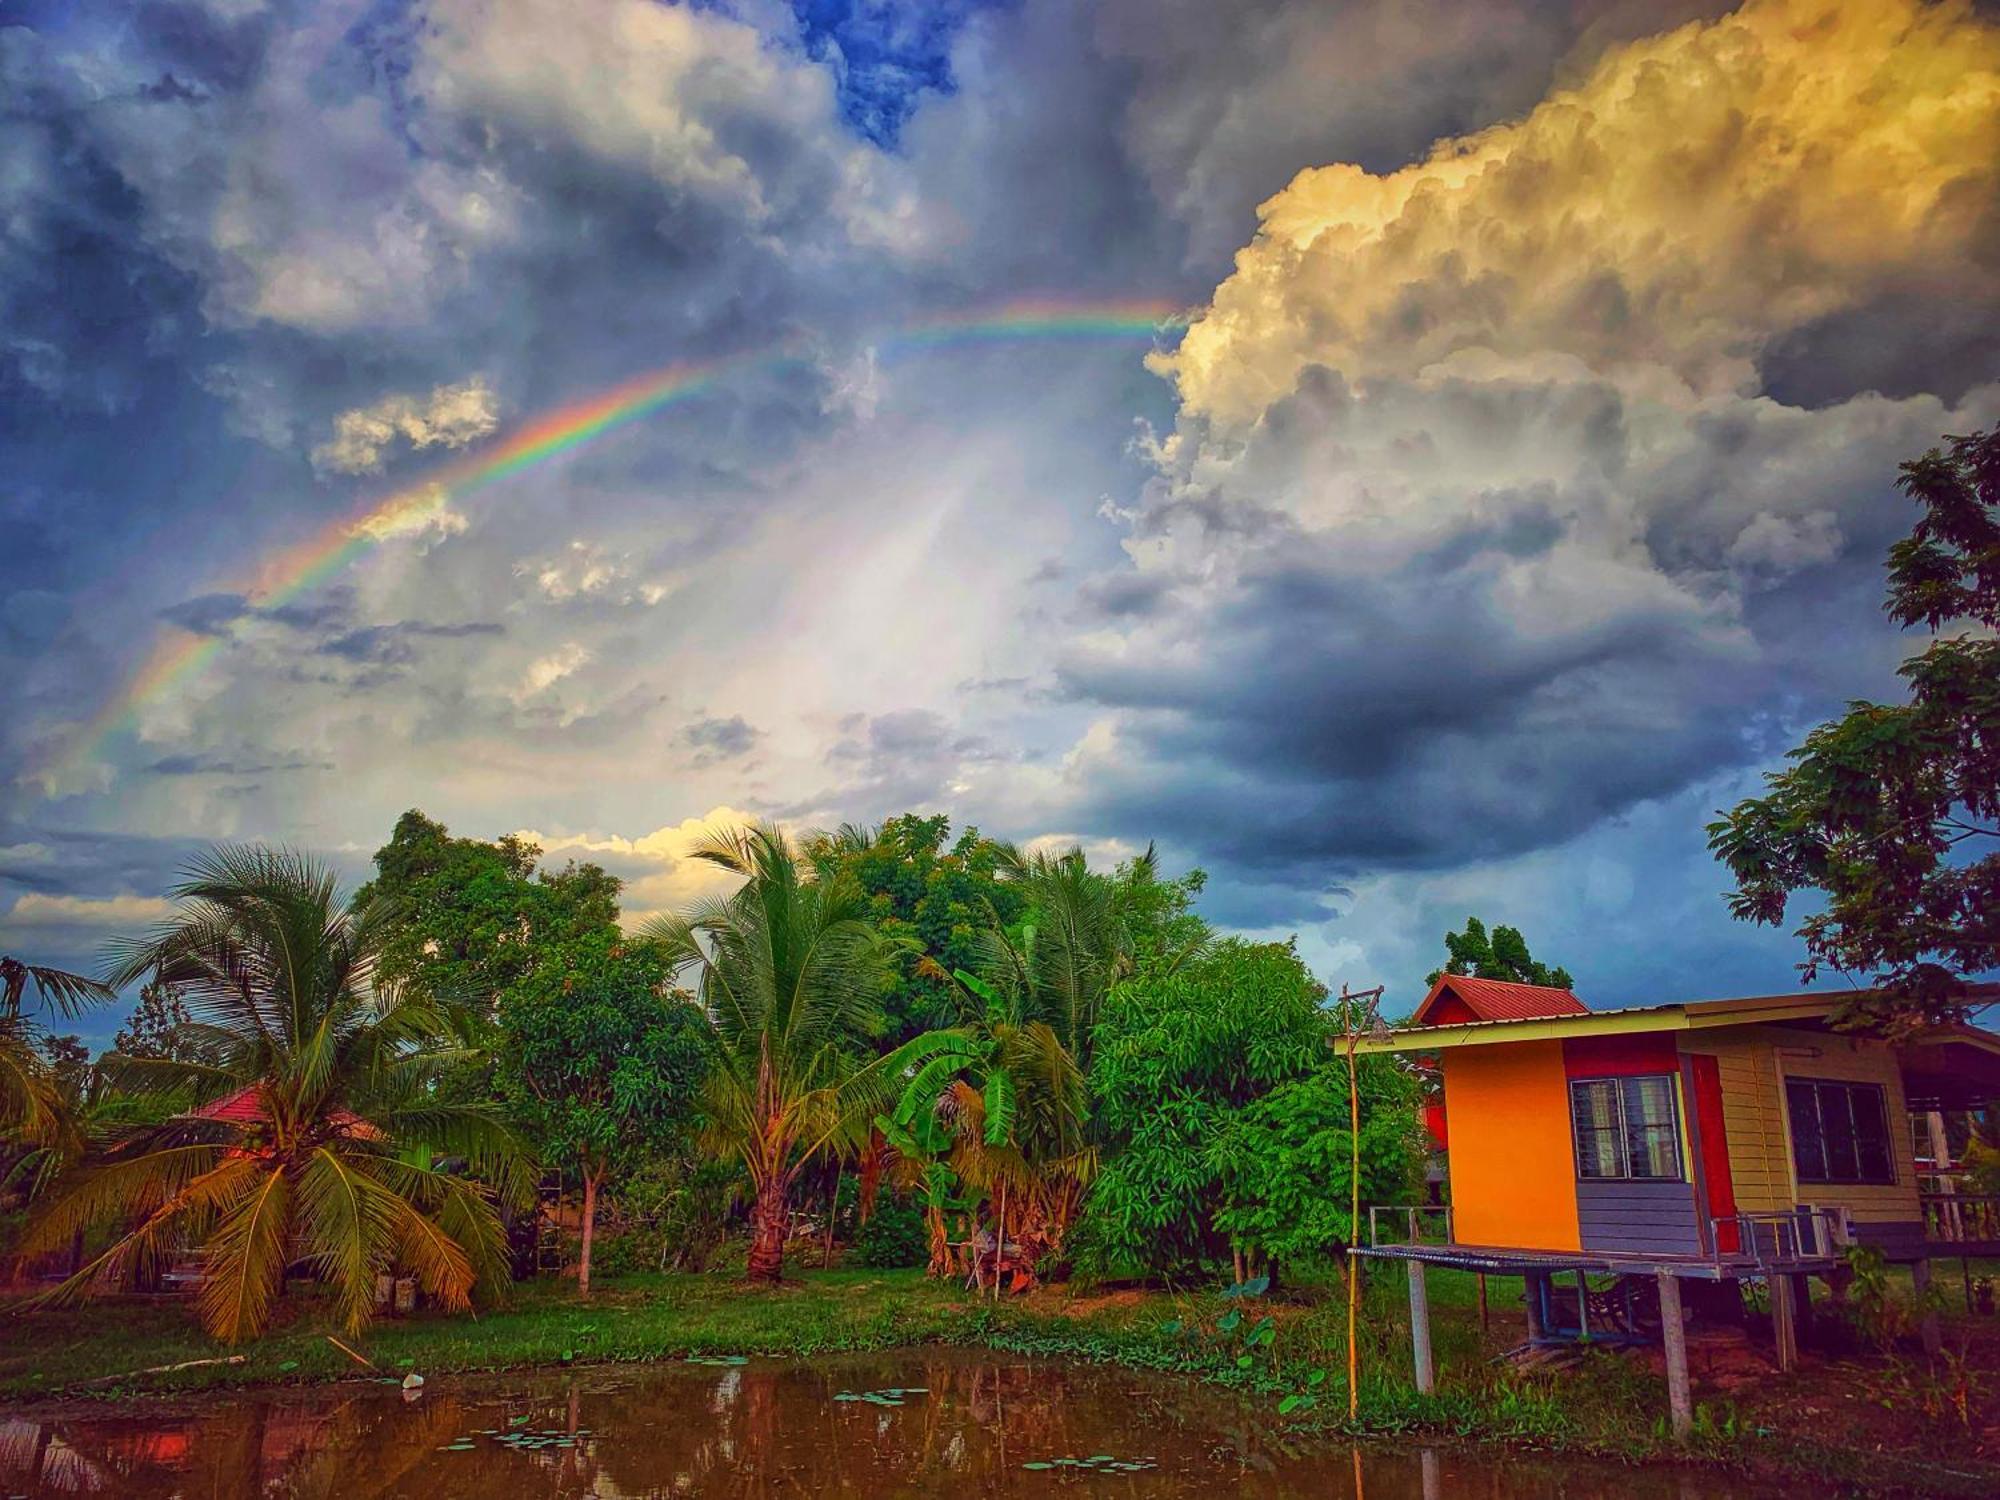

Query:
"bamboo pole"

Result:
[[1338, 984, 1385, 1421]]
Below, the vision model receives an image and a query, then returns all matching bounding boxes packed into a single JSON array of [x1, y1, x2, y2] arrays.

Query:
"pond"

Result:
[[0, 1349, 1781, 1498]]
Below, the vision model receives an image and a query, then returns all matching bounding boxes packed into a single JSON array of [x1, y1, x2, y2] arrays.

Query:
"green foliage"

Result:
[[641, 822, 964, 1280], [494, 932, 709, 1182], [1426, 917, 1572, 989], [355, 810, 623, 1013], [1079, 939, 1419, 1279], [1709, 429, 2000, 1036], [856, 1196, 928, 1268], [111, 979, 200, 1063], [1212, 1065, 1419, 1264], [803, 814, 1026, 1046], [26, 845, 527, 1341]]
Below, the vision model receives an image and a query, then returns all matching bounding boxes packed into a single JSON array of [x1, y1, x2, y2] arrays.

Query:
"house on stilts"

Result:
[[1351, 975, 2000, 1436]]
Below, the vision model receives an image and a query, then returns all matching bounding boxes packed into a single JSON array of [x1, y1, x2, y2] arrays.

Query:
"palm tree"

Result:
[[640, 822, 961, 1282], [19, 846, 529, 1342], [975, 842, 1202, 1067], [1, 955, 114, 1152]]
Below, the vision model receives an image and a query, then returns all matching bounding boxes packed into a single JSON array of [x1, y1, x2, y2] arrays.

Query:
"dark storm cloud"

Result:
[[1094, 0, 1736, 266], [143, 753, 332, 777], [681, 714, 761, 766], [318, 619, 504, 666]]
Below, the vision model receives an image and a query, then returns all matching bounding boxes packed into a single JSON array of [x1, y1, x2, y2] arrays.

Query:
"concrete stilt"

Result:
[[1524, 1273, 1546, 1341], [1657, 1270, 1692, 1441], [1770, 1273, 1797, 1373], [1407, 1259, 1435, 1395]]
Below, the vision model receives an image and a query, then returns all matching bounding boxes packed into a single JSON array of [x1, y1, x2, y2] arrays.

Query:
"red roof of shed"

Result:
[[1410, 974, 1589, 1026], [187, 1084, 378, 1140]]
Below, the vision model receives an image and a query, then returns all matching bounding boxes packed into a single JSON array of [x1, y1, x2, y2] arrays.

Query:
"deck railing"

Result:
[[1922, 1191, 2000, 1246], [1709, 1207, 1846, 1266], [1366, 1204, 1454, 1248]]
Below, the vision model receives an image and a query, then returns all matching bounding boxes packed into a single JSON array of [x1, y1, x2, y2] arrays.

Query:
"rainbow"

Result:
[[52, 298, 1185, 778]]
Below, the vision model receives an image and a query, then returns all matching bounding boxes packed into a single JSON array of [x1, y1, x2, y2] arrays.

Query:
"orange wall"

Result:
[[1442, 1041, 1581, 1251]]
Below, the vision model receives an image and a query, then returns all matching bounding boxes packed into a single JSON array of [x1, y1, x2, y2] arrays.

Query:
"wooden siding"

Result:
[[1682, 1033, 1792, 1214], [1681, 1029, 1922, 1225], [1577, 1179, 1702, 1255], [1440, 1040, 1581, 1252]]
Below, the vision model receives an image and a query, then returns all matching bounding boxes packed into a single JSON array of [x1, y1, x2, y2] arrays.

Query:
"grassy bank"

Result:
[[3, 1262, 1995, 1498]]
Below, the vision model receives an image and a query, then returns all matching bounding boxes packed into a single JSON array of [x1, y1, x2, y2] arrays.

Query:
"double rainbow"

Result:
[[53, 297, 1185, 779]]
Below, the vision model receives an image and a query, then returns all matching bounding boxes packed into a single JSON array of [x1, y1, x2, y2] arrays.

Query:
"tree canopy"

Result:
[[1710, 429, 2000, 1035], [1426, 917, 1572, 990], [802, 814, 1025, 1046], [1080, 939, 1418, 1280], [495, 930, 709, 1293], [355, 810, 622, 1012]]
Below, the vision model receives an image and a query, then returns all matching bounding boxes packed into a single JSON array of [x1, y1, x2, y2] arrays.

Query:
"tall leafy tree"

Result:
[[495, 932, 709, 1295], [803, 815, 1025, 1046], [1, 956, 113, 1151], [1081, 939, 1418, 1282], [1425, 917, 1572, 989], [22, 847, 529, 1341], [114, 979, 200, 1062], [640, 823, 960, 1282], [1710, 430, 2000, 1036], [355, 810, 622, 1012]]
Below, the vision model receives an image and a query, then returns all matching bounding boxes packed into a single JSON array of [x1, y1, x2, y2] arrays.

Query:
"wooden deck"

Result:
[[1351, 1240, 1842, 1280]]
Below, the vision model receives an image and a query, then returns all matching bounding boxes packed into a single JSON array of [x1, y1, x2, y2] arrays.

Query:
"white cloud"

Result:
[[518, 806, 759, 925], [312, 378, 501, 476], [509, 641, 593, 703]]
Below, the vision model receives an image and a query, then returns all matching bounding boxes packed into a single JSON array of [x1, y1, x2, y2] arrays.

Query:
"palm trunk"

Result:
[[578, 1166, 602, 1298], [858, 1129, 884, 1225], [746, 1169, 789, 1283]]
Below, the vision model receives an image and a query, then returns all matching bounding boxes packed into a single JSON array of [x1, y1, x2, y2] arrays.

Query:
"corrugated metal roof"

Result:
[[1411, 974, 1589, 1025]]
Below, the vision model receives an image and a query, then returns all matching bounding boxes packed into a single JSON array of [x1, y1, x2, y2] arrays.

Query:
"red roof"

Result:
[[187, 1084, 378, 1140], [1410, 974, 1589, 1026]]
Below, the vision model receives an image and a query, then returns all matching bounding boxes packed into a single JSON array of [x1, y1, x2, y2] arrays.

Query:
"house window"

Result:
[[1570, 1076, 1683, 1181], [1786, 1078, 1895, 1185]]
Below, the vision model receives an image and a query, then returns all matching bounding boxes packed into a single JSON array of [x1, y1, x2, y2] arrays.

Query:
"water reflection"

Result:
[[0, 1351, 1778, 1498]]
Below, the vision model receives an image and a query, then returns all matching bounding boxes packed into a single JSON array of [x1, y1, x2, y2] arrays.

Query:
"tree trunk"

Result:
[[858, 1129, 885, 1224], [746, 1170, 789, 1283], [578, 1166, 601, 1298], [823, 1163, 841, 1268]]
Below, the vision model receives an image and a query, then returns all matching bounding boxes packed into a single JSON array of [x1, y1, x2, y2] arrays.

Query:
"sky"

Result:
[[3, 0, 1997, 1040]]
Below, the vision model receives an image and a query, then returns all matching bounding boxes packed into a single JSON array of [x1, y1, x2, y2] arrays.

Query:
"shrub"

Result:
[[856, 1198, 927, 1268]]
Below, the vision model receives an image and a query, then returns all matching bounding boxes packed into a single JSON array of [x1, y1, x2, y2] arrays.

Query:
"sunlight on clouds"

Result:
[[312, 378, 500, 476], [517, 807, 761, 927], [509, 642, 593, 704], [6, 892, 176, 927], [348, 485, 470, 544], [1160, 0, 2000, 428]]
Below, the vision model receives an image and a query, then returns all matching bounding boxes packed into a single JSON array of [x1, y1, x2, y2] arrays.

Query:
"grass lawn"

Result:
[[3, 1258, 1996, 1499]]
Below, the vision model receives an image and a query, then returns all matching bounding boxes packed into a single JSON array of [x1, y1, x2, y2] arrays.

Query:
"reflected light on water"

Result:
[[0, 1351, 1785, 1498]]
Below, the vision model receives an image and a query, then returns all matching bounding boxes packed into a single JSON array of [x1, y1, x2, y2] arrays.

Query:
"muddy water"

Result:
[[0, 1349, 1778, 1498]]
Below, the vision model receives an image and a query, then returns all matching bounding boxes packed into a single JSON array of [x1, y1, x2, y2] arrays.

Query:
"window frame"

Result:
[[1785, 1076, 1896, 1187], [1568, 1073, 1686, 1183]]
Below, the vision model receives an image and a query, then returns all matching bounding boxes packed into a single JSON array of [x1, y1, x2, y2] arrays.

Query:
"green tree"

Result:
[[1710, 430, 2000, 1036], [113, 979, 199, 1062], [1426, 916, 1572, 989], [355, 810, 622, 1012], [1, 955, 113, 1152], [23, 847, 529, 1341], [975, 844, 1209, 1070], [640, 822, 961, 1282], [495, 932, 709, 1295], [802, 814, 1026, 1047], [1080, 939, 1418, 1282]]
